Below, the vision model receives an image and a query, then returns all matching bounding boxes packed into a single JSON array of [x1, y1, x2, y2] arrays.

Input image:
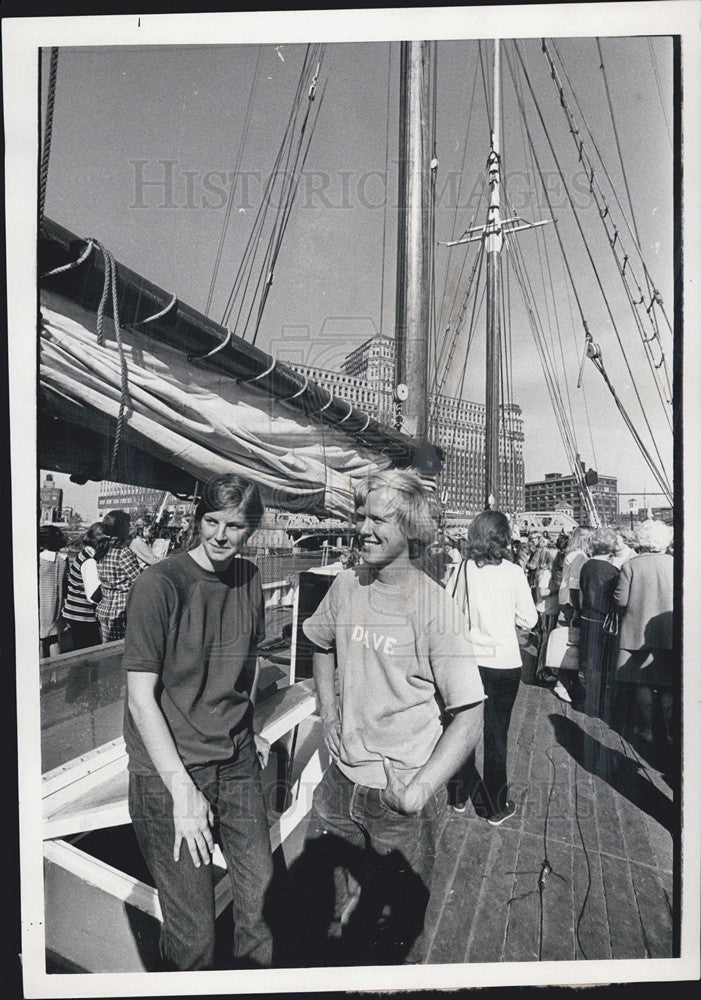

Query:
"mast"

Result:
[[395, 41, 431, 441], [485, 38, 502, 509]]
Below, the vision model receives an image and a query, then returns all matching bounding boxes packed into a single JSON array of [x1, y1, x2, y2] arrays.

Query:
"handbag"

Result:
[[603, 610, 619, 636], [544, 624, 580, 671], [451, 559, 472, 629]]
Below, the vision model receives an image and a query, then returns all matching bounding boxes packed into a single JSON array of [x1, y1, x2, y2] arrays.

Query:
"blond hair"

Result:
[[354, 468, 436, 544]]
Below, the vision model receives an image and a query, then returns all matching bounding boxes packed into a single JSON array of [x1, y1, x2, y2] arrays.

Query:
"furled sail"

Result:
[[39, 221, 441, 517]]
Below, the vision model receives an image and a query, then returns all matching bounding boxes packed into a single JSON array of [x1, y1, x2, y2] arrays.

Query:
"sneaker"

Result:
[[487, 800, 516, 826], [553, 679, 572, 703], [451, 802, 467, 814]]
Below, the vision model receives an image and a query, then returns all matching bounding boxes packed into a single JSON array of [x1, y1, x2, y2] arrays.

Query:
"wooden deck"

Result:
[[424, 678, 677, 963], [41, 631, 677, 970]]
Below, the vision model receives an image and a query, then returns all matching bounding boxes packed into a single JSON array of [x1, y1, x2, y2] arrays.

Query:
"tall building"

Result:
[[40, 472, 63, 524], [293, 334, 525, 516], [525, 471, 618, 526]]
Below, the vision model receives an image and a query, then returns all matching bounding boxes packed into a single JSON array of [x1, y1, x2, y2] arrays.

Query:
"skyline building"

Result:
[[293, 333, 525, 517], [525, 471, 618, 526], [97, 484, 191, 526], [40, 472, 63, 524]]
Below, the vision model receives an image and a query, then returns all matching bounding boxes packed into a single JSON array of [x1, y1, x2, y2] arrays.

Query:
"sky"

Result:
[[39, 29, 674, 519]]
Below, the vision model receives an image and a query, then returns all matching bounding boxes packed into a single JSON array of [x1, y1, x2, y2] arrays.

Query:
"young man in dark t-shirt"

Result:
[[123, 474, 273, 970]]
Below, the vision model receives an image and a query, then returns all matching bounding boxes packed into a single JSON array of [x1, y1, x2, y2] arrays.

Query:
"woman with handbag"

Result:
[[578, 527, 620, 721], [534, 545, 562, 688], [449, 511, 537, 826]]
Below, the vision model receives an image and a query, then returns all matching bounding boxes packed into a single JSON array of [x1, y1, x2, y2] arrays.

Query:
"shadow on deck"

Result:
[[424, 677, 677, 964]]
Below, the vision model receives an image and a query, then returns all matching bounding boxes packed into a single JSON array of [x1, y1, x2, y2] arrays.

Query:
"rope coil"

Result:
[[40, 238, 96, 279], [133, 293, 178, 328], [188, 326, 233, 363]]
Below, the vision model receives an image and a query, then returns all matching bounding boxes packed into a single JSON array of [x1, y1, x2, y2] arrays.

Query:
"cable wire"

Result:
[[205, 45, 263, 318], [509, 41, 672, 499]]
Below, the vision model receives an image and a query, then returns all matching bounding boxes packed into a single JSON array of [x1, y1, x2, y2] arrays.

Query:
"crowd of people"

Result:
[[510, 521, 674, 747], [37, 511, 186, 657], [36, 472, 675, 969]]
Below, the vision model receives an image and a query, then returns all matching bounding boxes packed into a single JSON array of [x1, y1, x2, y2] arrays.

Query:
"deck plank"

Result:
[[426, 679, 675, 965], [422, 809, 469, 956], [600, 852, 649, 958], [539, 834, 576, 962], [427, 816, 493, 964], [571, 843, 612, 961], [462, 826, 520, 963], [628, 860, 674, 958], [501, 827, 543, 962]]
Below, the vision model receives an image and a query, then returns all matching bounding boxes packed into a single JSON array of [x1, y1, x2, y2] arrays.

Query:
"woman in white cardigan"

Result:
[[450, 511, 537, 826]]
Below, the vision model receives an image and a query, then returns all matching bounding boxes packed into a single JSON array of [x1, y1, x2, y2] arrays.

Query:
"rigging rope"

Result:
[[478, 40, 492, 139], [205, 45, 263, 319], [504, 91, 583, 481], [133, 293, 177, 328], [498, 261, 516, 512], [86, 242, 132, 476], [647, 38, 673, 148], [40, 238, 96, 279], [39, 48, 59, 232], [587, 342, 672, 502], [548, 38, 673, 354], [445, 256, 487, 460], [504, 242, 518, 512], [503, 218, 599, 525], [431, 247, 482, 418], [543, 40, 672, 410], [563, 258, 599, 471], [435, 52, 480, 341], [250, 54, 326, 346], [509, 41, 672, 500], [217, 45, 326, 345], [596, 39, 643, 250]]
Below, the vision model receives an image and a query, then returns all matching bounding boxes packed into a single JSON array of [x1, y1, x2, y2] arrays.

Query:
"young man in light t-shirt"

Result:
[[300, 469, 485, 964]]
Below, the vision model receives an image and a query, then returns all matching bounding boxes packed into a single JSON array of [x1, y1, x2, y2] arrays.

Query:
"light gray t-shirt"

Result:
[[303, 565, 485, 788]]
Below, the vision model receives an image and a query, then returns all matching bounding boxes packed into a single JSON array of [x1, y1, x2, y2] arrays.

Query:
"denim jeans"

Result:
[[128, 729, 273, 970], [302, 762, 446, 964]]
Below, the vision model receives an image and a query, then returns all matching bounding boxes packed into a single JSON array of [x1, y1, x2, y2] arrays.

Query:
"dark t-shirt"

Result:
[[122, 551, 264, 774]]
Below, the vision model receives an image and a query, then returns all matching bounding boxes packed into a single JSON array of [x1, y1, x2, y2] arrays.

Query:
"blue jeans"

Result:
[[128, 730, 273, 970], [301, 762, 446, 964]]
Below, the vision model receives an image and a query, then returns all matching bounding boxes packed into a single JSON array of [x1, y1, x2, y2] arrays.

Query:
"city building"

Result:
[[97, 483, 191, 526], [40, 472, 63, 524], [525, 471, 618, 526], [293, 334, 525, 516]]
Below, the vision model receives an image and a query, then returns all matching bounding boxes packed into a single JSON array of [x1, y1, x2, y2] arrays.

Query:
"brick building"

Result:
[[525, 471, 618, 526]]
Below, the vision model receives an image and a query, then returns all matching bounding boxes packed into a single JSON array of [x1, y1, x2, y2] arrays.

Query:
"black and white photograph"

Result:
[[5, 3, 700, 996]]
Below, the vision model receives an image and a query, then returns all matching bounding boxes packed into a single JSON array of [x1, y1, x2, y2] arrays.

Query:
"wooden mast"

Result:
[[485, 38, 502, 509], [394, 41, 431, 442]]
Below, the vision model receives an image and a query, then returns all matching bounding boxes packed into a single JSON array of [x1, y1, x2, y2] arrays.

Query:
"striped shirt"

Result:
[[63, 547, 98, 623]]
